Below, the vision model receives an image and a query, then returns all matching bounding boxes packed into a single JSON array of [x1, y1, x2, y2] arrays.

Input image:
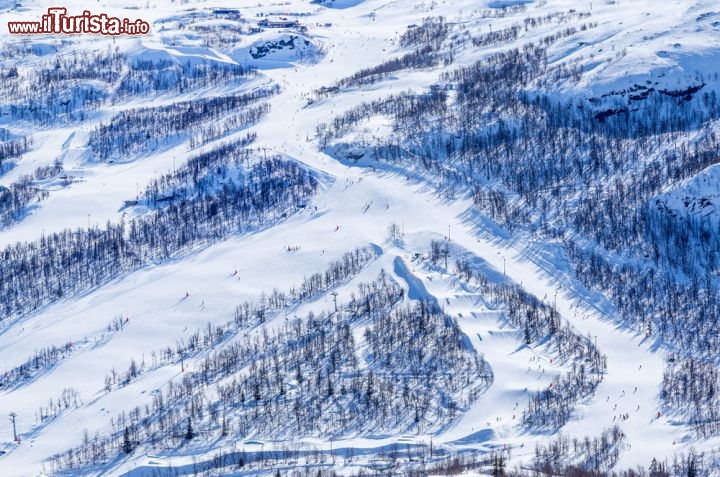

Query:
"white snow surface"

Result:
[[0, 0, 718, 475]]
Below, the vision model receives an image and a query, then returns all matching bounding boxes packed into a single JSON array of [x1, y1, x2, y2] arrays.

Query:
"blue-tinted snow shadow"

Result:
[[393, 255, 440, 311], [449, 428, 495, 445], [457, 206, 655, 340], [117, 442, 431, 477], [312, 0, 365, 9], [488, 0, 533, 8]]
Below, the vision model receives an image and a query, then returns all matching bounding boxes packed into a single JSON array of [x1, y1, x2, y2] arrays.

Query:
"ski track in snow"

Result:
[[0, 0, 718, 474]]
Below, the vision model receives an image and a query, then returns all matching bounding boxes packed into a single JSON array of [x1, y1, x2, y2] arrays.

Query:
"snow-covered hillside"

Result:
[[1, 0, 719, 475]]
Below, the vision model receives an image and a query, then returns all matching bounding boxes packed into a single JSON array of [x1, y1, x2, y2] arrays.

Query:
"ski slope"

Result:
[[1, 0, 719, 475]]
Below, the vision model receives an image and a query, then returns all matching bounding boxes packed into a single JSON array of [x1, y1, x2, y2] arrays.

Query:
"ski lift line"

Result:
[[470, 228, 609, 325]]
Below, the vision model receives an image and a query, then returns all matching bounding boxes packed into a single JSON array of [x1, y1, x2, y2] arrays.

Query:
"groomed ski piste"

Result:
[[1, 0, 720, 475]]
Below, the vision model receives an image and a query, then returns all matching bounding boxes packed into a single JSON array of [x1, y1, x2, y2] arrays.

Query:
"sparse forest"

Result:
[[50, 271, 490, 472], [0, 141, 317, 322], [318, 9, 720, 437], [2, 1, 720, 475]]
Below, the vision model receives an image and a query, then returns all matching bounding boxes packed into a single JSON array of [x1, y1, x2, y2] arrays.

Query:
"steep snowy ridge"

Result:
[[0, 0, 719, 475]]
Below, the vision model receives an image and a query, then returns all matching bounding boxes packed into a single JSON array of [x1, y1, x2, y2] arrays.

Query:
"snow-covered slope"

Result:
[[1, 0, 719, 475]]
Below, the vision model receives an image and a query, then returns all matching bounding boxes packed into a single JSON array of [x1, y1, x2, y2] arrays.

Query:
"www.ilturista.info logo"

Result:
[[8, 8, 150, 35]]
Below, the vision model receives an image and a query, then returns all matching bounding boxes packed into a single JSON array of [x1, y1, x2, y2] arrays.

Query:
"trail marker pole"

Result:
[[9, 412, 17, 442]]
